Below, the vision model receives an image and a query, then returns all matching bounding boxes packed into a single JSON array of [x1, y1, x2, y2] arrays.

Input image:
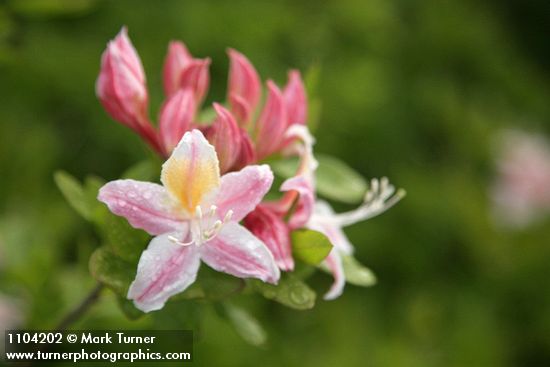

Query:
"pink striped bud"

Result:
[[205, 104, 242, 173], [283, 70, 307, 126], [96, 27, 162, 155], [254, 81, 287, 160], [244, 205, 294, 271], [163, 41, 210, 104], [227, 49, 261, 125], [158, 90, 196, 155]]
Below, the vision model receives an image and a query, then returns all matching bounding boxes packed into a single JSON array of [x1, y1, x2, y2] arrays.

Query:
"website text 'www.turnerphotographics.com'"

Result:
[[4, 330, 192, 364]]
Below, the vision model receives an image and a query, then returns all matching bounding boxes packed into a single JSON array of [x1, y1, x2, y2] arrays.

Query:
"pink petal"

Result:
[[280, 175, 315, 229], [228, 93, 252, 126], [244, 205, 294, 271], [98, 179, 185, 236], [204, 104, 242, 173], [233, 130, 257, 170], [215, 164, 273, 222], [323, 250, 345, 300], [227, 49, 261, 123], [161, 129, 221, 214], [307, 201, 353, 254], [283, 70, 307, 126], [159, 90, 196, 155], [200, 222, 280, 283], [163, 41, 193, 97], [178, 58, 210, 105], [255, 81, 288, 159], [128, 232, 200, 312]]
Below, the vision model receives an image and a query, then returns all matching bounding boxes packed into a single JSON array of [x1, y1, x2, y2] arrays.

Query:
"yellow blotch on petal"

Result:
[[162, 156, 220, 214]]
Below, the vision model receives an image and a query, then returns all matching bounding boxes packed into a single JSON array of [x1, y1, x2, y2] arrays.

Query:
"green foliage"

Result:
[[121, 159, 160, 181], [221, 303, 267, 346], [270, 154, 368, 203], [291, 229, 332, 265], [251, 275, 316, 310], [7, 0, 98, 18], [89, 247, 135, 296], [54, 171, 95, 220], [341, 254, 377, 287], [115, 295, 145, 321]]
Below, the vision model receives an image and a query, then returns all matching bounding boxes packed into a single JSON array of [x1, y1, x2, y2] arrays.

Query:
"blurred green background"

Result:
[[1, 0, 550, 366]]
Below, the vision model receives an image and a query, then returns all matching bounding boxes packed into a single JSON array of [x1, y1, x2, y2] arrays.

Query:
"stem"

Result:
[[55, 283, 104, 332]]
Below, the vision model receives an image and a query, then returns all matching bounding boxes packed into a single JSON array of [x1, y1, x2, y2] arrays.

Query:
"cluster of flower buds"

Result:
[[96, 27, 307, 172], [96, 27, 403, 312]]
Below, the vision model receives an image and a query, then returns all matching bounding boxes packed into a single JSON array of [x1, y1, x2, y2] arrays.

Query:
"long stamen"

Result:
[[168, 235, 194, 247], [327, 178, 406, 227], [223, 209, 234, 223]]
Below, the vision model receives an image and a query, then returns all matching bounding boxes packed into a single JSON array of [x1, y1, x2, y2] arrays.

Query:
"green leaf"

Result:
[[341, 254, 377, 287], [222, 303, 267, 346], [315, 154, 368, 203], [54, 171, 92, 220], [170, 268, 245, 302], [98, 213, 149, 263], [251, 275, 316, 310], [291, 229, 332, 265], [116, 295, 144, 320], [122, 160, 159, 181], [270, 154, 368, 204], [89, 247, 135, 296]]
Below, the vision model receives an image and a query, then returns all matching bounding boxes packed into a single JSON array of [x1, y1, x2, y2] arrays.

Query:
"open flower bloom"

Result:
[[247, 125, 404, 299], [98, 130, 280, 312], [491, 129, 550, 228], [307, 179, 405, 300], [245, 125, 317, 272]]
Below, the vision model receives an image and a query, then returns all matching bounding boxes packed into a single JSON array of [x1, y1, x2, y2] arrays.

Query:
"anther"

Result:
[[223, 209, 234, 223], [195, 205, 203, 219]]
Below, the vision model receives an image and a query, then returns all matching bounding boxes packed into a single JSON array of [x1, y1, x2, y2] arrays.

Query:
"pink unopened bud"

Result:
[[163, 41, 210, 104], [283, 70, 307, 126], [255, 81, 288, 160], [234, 131, 257, 171], [205, 104, 242, 173], [96, 27, 148, 128], [227, 49, 261, 125], [244, 205, 294, 271], [96, 27, 162, 155], [158, 90, 196, 156]]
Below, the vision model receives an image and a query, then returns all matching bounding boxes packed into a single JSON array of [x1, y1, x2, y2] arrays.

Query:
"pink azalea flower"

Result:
[[245, 125, 317, 272], [307, 179, 404, 300], [98, 129, 280, 312], [491, 129, 550, 227], [247, 125, 403, 299]]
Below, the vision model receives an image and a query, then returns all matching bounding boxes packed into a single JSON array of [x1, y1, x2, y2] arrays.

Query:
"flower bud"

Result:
[[227, 49, 261, 125], [254, 81, 287, 160], [283, 70, 307, 126], [163, 41, 210, 104], [159, 90, 196, 155], [244, 205, 294, 271], [205, 104, 242, 173], [96, 27, 162, 154], [96, 27, 149, 129]]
